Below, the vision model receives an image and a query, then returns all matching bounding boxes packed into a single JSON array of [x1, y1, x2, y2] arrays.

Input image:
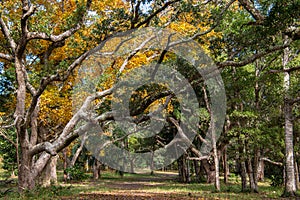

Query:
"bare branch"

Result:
[[0, 53, 13, 61], [24, 49, 91, 125], [0, 17, 17, 52], [22, 4, 36, 21], [260, 157, 283, 166], [169, 0, 235, 46], [217, 44, 290, 68], [70, 133, 88, 166], [0, 129, 17, 147], [27, 0, 92, 42], [238, 0, 265, 23], [135, 0, 180, 28], [117, 35, 156, 74], [269, 66, 300, 74], [130, 0, 141, 29], [187, 156, 209, 161], [202, 86, 211, 114]]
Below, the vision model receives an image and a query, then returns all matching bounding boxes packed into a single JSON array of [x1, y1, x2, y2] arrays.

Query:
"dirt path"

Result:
[[60, 172, 199, 200]]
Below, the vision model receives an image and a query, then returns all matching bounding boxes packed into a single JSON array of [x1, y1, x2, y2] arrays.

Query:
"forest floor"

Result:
[[0, 170, 297, 199]]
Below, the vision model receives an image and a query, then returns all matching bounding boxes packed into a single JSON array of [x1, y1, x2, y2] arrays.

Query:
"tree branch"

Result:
[[269, 65, 300, 74], [169, 0, 235, 46], [135, 0, 180, 28], [238, 0, 265, 23], [187, 156, 209, 161], [0, 129, 17, 148], [29, 142, 57, 156], [27, 0, 92, 42], [0, 17, 17, 52], [217, 44, 290, 68], [0, 53, 13, 61], [130, 0, 141, 29], [292, 97, 300, 105], [260, 157, 283, 166]]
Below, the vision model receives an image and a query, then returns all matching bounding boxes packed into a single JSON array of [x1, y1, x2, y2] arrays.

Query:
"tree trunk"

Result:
[[282, 34, 296, 197], [241, 161, 247, 192], [213, 140, 220, 191], [150, 150, 154, 175], [70, 134, 87, 167], [18, 147, 35, 191], [246, 157, 256, 192], [257, 150, 265, 181], [238, 140, 247, 192], [178, 154, 189, 183], [39, 155, 58, 186], [201, 159, 215, 183], [253, 149, 259, 192], [223, 146, 229, 184], [63, 148, 69, 182], [194, 160, 201, 182], [93, 159, 101, 180], [295, 161, 299, 190]]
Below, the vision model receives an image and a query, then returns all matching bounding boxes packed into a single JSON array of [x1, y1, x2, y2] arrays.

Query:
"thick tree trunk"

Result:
[[18, 148, 35, 191], [282, 34, 296, 197], [178, 154, 190, 183]]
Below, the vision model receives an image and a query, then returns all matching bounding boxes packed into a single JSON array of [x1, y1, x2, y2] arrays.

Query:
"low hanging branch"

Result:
[[217, 44, 291, 68], [269, 65, 300, 73], [260, 157, 283, 166]]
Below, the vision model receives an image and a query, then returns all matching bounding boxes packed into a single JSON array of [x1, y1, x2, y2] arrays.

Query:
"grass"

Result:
[[0, 170, 297, 199]]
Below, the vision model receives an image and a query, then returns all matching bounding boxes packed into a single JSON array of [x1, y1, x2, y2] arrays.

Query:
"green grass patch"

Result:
[[0, 170, 294, 199]]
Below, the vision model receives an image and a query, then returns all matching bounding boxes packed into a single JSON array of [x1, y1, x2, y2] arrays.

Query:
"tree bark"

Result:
[[18, 147, 35, 190], [93, 159, 101, 180], [70, 134, 87, 167], [194, 160, 201, 182], [223, 146, 229, 184], [282, 34, 296, 197], [178, 154, 190, 183], [213, 137, 220, 191], [295, 161, 299, 190], [238, 139, 247, 192], [246, 156, 256, 192], [201, 159, 215, 183], [39, 155, 58, 186]]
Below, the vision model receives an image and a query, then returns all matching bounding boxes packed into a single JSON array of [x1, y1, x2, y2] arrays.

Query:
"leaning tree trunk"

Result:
[[39, 155, 58, 186], [282, 34, 296, 197]]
